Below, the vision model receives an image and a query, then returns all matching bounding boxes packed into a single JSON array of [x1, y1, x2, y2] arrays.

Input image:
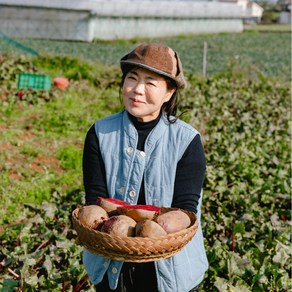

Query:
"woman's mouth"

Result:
[[130, 98, 145, 104]]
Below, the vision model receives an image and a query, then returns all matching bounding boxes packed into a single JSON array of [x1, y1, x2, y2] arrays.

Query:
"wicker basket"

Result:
[[72, 207, 198, 262]]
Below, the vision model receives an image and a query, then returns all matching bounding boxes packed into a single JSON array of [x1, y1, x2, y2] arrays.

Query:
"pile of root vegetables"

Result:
[[77, 197, 192, 238]]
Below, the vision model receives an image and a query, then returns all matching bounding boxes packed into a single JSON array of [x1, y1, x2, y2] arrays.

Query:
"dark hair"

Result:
[[120, 70, 180, 123], [162, 78, 179, 123]]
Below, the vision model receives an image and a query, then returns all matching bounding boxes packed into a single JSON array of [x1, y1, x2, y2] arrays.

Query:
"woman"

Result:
[[82, 43, 208, 292]]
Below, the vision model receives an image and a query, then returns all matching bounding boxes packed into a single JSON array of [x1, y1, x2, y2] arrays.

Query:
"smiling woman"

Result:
[[121, 68, 175, 122], [82, 43, 208, 292]]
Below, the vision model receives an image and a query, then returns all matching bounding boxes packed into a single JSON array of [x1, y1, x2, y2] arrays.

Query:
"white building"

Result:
[[0, 0, 246, 41], [279, 0, 291, 24], [219, 0, 264, 23]]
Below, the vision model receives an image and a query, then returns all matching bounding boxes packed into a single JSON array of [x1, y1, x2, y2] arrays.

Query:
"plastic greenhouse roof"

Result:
[[0, 0, 245, 18]]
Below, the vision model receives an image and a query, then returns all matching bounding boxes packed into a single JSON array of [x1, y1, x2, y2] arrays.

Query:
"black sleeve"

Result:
[[171, 134, 206, 213], [82, 124, 108, 205]]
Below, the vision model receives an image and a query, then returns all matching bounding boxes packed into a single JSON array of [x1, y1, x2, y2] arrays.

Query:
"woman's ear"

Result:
[[164, 88, 176, 103]]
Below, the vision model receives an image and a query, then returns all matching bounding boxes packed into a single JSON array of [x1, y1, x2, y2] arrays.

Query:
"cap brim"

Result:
[[121, 60, 176, 81]]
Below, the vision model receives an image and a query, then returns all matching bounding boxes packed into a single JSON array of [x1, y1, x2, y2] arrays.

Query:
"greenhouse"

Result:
[[0, 0, 246, 41]]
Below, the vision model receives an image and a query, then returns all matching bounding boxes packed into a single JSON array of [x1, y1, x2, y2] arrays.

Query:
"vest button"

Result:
[[127, 147, 134, 153], [140, 151, 146, 157], [103, 261, 109, 268], [112, 267, 118, 274], [129, 190, 136, 197]]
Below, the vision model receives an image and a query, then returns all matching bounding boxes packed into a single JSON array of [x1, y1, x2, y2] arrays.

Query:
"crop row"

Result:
[[0, 31, 290, 78]]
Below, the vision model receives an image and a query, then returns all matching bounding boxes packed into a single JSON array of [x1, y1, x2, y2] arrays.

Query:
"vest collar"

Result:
[[123, 110, 169, 152]]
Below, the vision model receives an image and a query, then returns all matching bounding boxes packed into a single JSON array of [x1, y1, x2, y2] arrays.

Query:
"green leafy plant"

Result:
[[0, 32, 290, 291]]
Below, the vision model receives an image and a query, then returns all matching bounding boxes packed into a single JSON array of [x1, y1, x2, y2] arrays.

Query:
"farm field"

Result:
[[0, 31, 291, 78], [0, 31, 291, 291]]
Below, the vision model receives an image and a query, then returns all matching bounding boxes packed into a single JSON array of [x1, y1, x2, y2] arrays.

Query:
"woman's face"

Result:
[[122, 67, 176, 122]]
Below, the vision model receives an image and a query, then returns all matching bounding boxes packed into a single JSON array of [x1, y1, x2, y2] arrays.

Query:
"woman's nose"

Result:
[[133, 82, 145, 94]]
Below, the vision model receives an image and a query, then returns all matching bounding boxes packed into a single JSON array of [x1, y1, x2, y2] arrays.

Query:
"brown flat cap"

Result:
[[120, 43, 187, 89]]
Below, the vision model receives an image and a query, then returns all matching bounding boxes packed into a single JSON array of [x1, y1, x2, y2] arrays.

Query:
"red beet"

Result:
[[101, 215, 136, 237], [135, 220, 167, 238], [78, 205, 109, 229], [117, 205, 161, 221], [155, 210, 191, 234], [96, 196, 130, 212]]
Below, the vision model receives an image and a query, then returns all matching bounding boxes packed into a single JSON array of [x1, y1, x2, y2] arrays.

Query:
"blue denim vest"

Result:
[[83, 111, 208, 291]]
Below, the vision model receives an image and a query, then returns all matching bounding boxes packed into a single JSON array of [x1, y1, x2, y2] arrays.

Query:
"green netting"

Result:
[[0, 32, 39, 56]]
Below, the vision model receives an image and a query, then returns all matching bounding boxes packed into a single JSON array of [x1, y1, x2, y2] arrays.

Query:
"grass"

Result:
[[0, 57, 124, 225], [244, 24, 291, 32]]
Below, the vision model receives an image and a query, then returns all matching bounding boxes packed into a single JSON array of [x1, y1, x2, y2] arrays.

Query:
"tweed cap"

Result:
[[120, 43, 187, 89]]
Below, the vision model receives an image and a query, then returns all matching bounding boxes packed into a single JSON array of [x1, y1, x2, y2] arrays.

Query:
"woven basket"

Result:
[[72, 207, 198, 262]]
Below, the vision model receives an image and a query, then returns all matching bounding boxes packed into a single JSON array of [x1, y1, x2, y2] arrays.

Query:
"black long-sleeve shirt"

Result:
[[83, 114, 206, 213]]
